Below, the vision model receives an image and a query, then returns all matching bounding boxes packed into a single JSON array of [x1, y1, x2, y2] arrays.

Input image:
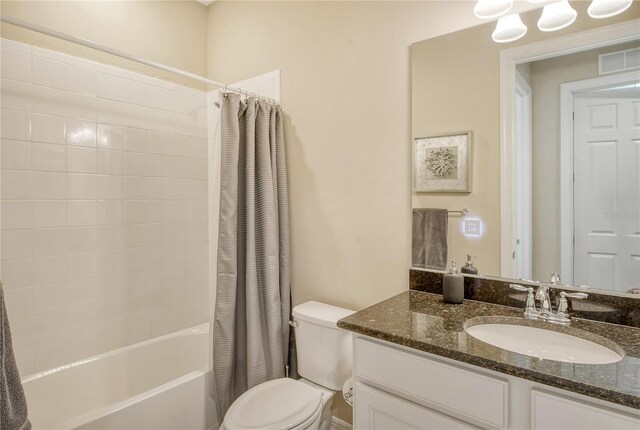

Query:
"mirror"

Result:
[[411, 1, 640, 295]]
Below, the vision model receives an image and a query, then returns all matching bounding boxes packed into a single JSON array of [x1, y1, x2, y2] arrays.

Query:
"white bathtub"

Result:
[[22, 324, 217, 430]]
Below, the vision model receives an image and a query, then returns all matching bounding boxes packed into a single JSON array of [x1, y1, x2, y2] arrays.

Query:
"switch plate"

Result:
[[463, 219, 482, 237]]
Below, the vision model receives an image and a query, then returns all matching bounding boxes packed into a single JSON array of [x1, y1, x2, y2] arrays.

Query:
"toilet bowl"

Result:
[[220, 301, 354, 430]]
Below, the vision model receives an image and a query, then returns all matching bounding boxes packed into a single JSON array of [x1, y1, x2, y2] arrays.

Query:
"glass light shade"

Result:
[[588, 0, 633, 18], [492, 14, 528, 43], [474, 0, 514, 19], [537, 0, 577, 32]]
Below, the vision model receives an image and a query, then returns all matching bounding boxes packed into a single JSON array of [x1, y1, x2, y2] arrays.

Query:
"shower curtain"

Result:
[[212, 93, 291, 422], [1, 284, 31, 430]]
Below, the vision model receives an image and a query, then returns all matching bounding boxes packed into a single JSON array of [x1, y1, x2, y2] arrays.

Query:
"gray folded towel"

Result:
[[412, 208, 448, 270], [1, 284, 31, 430]]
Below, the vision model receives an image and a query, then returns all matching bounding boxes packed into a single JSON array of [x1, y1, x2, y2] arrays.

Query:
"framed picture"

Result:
[[413, 131, 471, 193]]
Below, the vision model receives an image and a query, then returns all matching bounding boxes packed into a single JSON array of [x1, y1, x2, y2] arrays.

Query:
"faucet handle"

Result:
[[560, 291, 588, 300], [557, 291, 588, 314], [510, 284, 533, 293], [510, 284, 537, 317]]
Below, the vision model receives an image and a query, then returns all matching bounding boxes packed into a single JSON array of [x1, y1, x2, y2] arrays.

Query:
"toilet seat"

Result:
[[224, 378, 323, 430]]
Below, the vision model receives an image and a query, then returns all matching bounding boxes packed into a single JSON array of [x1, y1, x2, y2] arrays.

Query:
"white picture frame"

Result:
[[413, 131, 471, 193]]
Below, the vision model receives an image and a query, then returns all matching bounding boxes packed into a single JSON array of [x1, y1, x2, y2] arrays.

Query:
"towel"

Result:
[[1, 284, 31, 430], [412, 208, 448, 270]]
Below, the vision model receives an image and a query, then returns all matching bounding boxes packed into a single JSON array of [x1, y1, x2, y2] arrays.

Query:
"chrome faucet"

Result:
[[535, 285, 552, 317], [510, 284, 587, 324]]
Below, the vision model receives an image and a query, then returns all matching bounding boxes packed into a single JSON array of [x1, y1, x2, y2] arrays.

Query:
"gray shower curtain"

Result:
[[212, 93, 291, 423]]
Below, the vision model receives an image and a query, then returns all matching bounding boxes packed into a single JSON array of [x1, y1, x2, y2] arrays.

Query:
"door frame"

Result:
[[514, 71, 532, 280], [499, 19, 640, 279], [559, 70, 640, 285]]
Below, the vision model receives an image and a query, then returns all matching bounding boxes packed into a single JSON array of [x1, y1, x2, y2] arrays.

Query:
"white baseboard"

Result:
[[331, 416, 353, 430]]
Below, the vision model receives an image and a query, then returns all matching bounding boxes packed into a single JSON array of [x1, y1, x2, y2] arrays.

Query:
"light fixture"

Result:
[[474, 0, 514, 19], [492, 14, 528, 43], [480, 0, 633, 43], [588, 0, 633, 18], [537, 0, 577, 32]]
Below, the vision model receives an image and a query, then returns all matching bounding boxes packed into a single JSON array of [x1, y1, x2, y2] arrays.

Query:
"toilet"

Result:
[[221, 301, 355, 430]]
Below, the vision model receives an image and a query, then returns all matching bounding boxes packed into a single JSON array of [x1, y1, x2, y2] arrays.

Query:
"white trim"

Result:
[[514, 71, 532, 280], [559, 70, 640, 285], [331, 416, 353, 430], [499, 18, 640, 278]]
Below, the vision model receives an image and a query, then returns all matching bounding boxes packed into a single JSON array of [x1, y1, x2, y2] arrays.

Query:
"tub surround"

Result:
[[22, 323, 213, 430], [410, 269, 640, 328], [337, 291, 640, 409]]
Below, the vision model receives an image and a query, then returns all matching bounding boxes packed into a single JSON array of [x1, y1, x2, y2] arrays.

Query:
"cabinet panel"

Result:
[[531, 390, 640, 430], [355, 383, 478, 430], [355, 338, 508, 429]]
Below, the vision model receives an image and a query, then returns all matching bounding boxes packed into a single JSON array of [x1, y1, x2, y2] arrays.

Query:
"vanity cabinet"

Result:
[[352, 336, 639, 430]]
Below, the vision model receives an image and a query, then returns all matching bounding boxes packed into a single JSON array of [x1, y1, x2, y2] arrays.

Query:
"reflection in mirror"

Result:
[[410, 1, 640, 295], [516, 42, 639, 293]]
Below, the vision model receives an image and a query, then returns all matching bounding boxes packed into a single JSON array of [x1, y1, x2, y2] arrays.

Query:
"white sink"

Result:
[[465, 323, 623, 364]]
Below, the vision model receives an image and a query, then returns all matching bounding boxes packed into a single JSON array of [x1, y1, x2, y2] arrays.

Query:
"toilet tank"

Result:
[[292, 301, 355, 391]]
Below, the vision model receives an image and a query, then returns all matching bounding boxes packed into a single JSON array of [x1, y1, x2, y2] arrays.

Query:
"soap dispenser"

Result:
[[443, 259, 464, 304], [460, 255, 478, 275]]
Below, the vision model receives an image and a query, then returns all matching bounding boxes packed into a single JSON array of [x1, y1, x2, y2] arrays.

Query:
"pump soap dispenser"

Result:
[[461, 255, 478, 275], [443, 259, 464, 304]]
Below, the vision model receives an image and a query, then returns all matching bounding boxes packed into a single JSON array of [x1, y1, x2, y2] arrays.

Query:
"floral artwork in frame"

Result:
[[413, 131, 471, 193]]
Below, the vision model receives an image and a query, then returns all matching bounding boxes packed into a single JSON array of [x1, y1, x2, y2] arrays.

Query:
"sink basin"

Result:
[[465, 323, 623, 364]]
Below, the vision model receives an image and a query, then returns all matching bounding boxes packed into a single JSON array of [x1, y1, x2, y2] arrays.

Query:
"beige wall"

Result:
[[0, 1, 208, 88], [411, 1, 639, 278], [206, 1, 542, 313], [530, 40, 640, 281]]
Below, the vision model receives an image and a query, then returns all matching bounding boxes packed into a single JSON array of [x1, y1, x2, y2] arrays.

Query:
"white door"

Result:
[[573, 88, 640, 292]]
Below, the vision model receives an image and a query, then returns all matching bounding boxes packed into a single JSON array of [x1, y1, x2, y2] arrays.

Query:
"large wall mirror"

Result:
[[411, 1, 639, 296]]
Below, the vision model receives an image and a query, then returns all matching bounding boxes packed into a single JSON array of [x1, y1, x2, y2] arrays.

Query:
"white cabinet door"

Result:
[[354, 338, 508, 429], [573, 94, 640, 292], [531, 390, 640, 430], [354, 383, 478, 430]]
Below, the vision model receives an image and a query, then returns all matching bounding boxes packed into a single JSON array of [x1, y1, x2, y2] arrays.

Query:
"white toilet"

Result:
[[221, 301, 355, 430]]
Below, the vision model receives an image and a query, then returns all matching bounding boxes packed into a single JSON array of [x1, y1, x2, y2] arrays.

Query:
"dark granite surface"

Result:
[[338, 291, 640, 409], [410, 269, 640, 328]]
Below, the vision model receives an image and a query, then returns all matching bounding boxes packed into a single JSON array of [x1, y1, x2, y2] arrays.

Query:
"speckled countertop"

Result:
[[337, 291, 640, 409]]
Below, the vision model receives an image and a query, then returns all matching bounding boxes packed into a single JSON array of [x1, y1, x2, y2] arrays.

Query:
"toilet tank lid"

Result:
[[292, 301, 355, 328]]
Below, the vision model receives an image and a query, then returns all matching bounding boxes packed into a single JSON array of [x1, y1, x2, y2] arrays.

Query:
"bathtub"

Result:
[[22, 324, 217, 430]]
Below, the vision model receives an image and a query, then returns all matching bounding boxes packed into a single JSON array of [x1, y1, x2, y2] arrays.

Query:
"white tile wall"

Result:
[[1, 38, 209, 376]]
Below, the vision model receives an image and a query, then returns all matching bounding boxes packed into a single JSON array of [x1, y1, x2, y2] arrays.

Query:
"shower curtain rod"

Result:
[[0, 15, 257, 100]]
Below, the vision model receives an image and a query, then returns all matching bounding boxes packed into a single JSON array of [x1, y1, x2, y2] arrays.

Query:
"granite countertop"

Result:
[[337, 291, 640, 409]]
